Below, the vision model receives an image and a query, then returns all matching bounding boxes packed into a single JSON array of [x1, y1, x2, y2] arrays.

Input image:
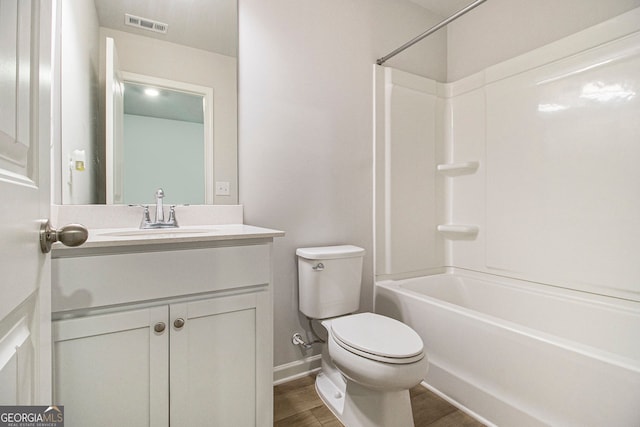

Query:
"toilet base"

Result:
[[315, 352, 415, 427]]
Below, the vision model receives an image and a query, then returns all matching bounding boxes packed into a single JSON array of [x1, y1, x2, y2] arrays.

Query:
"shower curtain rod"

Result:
[[376, 0, 488, 66]]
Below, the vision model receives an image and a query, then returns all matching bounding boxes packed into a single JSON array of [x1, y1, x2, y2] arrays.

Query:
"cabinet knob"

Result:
[[173, 318, 185, 329], [154, 322, 166, 333]]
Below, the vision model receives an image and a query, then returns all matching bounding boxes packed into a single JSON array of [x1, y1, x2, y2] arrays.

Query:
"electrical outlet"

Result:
[[215, 181, 230, 196]]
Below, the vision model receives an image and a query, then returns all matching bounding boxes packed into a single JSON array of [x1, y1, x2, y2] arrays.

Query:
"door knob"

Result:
[[40, 220, 88, 253], [173, 318, 185, 329], [154, 322, 166, 333]]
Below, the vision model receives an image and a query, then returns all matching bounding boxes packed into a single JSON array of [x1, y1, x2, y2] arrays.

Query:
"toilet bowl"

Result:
[[325, 313, 427, 391], [315, 313, 427, 427], [296, 246, 428, 427]]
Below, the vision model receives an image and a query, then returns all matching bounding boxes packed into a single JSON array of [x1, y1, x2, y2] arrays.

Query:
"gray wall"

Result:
[[447, 0, 640, 81], [238, 0, 446, 370], [60, 0, 100, 204]]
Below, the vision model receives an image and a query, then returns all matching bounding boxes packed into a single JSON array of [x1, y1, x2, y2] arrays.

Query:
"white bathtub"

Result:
[[375, 269, 640, 427]]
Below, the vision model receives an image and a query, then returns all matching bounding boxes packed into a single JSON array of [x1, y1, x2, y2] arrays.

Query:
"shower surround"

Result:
[[374, 7, 640, 426]]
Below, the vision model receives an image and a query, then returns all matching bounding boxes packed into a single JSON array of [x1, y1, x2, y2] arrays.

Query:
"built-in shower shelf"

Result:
[[437, 224, 479, 238], [436, 161, 479, 175]]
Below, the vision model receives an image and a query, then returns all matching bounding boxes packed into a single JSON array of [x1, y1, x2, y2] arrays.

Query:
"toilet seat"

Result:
[[329, 313, 424, 364]]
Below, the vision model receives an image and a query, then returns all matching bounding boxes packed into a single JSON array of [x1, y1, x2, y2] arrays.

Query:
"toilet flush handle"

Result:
[[312, 263, 325, 271]]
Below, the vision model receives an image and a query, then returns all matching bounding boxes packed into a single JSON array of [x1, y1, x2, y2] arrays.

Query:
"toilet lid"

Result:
[[330, 313, 424, 363]]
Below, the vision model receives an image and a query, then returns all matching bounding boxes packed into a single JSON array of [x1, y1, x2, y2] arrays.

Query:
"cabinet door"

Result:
[[170, 290, 272, 427], [53, 306, 169, 427]]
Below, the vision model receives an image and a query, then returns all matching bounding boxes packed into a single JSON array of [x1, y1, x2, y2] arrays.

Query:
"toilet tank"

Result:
[[296, 245, 365, 319]]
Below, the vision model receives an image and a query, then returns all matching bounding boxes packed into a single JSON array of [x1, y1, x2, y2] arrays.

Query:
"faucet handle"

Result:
[[167, 205, 178, 227], [128, 204, 150, 213], [141, 205, 151, 222], [128, 204, 151, 227]]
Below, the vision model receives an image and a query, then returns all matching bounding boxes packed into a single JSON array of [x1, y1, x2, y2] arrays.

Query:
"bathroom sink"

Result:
[[99, 228, 214, 237], [50, 224, 283, 251]]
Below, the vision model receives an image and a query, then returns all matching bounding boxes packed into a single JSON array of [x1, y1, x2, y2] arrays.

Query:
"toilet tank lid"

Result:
[[296, 245, 365, 260]]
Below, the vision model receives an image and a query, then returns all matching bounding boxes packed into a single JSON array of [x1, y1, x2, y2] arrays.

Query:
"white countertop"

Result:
[[52, 224, 285, 252]]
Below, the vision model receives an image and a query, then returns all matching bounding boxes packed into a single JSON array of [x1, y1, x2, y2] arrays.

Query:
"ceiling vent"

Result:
[[124, 14, 168, 34]]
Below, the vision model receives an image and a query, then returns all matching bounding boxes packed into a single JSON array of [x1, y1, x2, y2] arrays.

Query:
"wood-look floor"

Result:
[[274, 374, 486, 427]]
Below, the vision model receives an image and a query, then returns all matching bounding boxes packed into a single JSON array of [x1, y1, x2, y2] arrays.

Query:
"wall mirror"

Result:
[[56, 0, 238, 205]]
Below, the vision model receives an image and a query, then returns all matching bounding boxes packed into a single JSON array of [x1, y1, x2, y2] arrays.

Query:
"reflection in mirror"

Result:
[[57, 0, 238, 205], [119, 81, 208, 205], [106, 69, 217, 206]]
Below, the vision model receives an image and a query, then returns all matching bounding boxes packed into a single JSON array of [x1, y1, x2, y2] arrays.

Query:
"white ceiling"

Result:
[[101, 1, 477, 129], [92, 0, 474, 59], [123, 83, 204, 124], [408, 0, 478, 18], [93, 0, 237, 57]]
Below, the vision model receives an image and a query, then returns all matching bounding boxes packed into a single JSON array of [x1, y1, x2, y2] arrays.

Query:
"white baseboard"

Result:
[[273, 354, 322, 386]]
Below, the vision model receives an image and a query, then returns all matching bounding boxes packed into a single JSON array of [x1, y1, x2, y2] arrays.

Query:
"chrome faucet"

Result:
[[155, 188, 165, 223], [130, 188, 179, 229]]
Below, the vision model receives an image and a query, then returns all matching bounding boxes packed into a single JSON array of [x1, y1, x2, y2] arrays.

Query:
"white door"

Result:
[[105, 37, 124, 204], [0, 0, 53, 404]]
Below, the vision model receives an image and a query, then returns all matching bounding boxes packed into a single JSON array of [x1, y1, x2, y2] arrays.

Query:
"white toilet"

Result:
[[296, 245, 428, 427]]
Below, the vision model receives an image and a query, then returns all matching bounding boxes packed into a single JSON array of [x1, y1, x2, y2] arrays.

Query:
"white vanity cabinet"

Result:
[[169, 291, 269, 426], [53, 305, 169, 426], [51, 233, 280, 427]]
